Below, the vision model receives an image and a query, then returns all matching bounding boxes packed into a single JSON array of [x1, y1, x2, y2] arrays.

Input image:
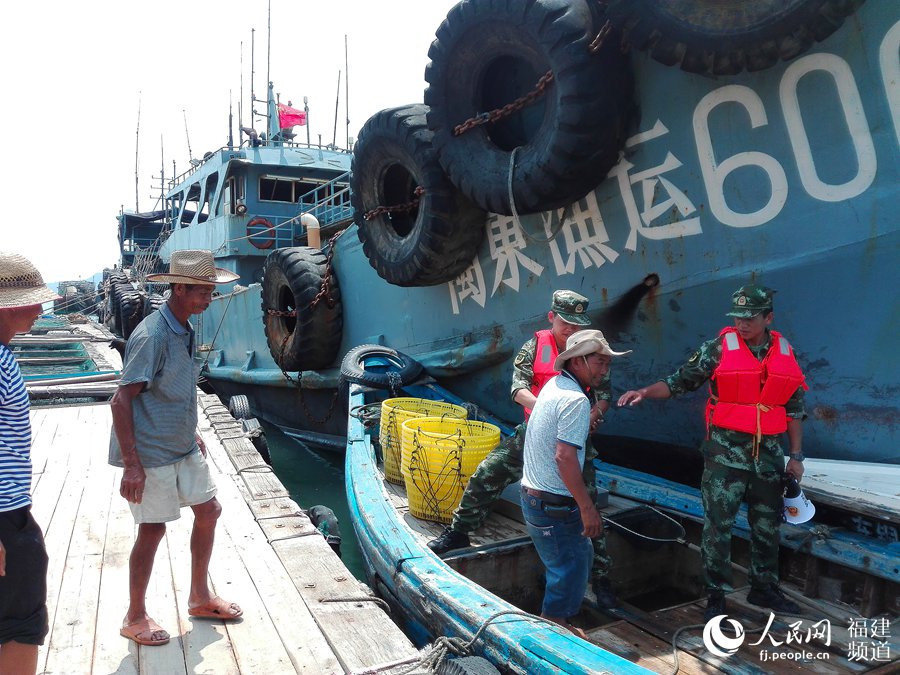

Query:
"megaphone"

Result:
[[782, 473, 815, 524]]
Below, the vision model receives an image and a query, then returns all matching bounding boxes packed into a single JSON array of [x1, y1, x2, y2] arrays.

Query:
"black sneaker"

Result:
[[427, 527, 470, 554], [592, 578, 619, 609], [747, 584, 801, 614], [703, 591, 726, 624]]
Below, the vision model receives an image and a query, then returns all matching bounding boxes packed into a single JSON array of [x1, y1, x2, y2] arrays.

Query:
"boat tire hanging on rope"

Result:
[[228, 394, 251, 420], [340, 344, 423, 390], [437, 656, 501, 675], [424, 0, 634, 215], [261, 246, 343, 371], [350, 104, 485, 287], [604, 0, 866, 76]]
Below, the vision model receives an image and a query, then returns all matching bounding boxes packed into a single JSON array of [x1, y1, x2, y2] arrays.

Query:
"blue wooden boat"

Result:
[[106, 0, 898, 467], [343, 364, 898, 673]]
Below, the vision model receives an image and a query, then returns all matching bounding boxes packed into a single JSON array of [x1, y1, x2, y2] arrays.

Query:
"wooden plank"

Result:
[[43, 435, 111, 674], [199, 424, 342, 673], [587, 620, 713, 675], [802, 459, 900, 525]]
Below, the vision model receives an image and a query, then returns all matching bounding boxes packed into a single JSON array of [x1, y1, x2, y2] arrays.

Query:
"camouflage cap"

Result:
[[551, 290, 591, 326], [726, 284, 775, 318]]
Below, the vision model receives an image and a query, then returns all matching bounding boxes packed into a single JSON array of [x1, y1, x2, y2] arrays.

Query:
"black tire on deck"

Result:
[[604, 0, 866, 75], [118, 292, 144, 339], [261, 247, 343, 371], [350, 104, 485, 287], [339, 344, 423, 390], [424, 0, 634, 215]]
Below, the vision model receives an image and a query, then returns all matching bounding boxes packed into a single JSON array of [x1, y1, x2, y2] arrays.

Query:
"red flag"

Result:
[[277, 103, 307, 128]]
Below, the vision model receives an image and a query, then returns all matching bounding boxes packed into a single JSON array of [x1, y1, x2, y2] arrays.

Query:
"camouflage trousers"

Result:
[[701, 461, 782, 593], [450, 422, 611, 579]]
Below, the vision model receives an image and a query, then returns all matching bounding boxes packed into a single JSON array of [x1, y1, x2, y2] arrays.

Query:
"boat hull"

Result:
[[193, 0, 898, 463]]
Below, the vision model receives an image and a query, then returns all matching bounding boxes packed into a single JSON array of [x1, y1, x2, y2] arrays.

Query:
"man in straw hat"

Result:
[[0, 251, 58, 673], [521, 329, 631, 637], [618, 284, 808, 623], [110, 250, 242, 646], [428, 290, 619, 607]]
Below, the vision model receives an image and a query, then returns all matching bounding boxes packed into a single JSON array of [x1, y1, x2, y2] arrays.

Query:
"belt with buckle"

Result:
[[522, 486, 577, 507]]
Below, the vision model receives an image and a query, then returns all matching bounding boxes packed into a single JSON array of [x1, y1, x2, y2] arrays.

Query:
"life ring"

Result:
[[604, 0, 866, 76], [247, 216, 275, 249], [424, 0, 634, 215], [350, 104, 485, 287], [340, 344, 423, 390], [261, 246, 343, 371]]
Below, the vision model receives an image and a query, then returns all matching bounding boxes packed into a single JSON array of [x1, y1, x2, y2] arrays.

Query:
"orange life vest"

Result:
[[525, 329, 559, 420], [708, 327, 807, 450]]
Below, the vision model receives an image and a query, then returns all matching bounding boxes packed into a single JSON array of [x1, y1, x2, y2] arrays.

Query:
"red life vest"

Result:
[[708, 327, 807, 444], [525, 329, 560, 420]]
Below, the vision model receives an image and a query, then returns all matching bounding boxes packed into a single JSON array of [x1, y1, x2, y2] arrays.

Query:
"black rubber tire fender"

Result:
[[605, 0, 866, 75], [118, 292, 144, 339], [228, 394, 251, 420], [350, 104, 486, 287], [251, 432, 272, 466], [261, 246, 343, 371], [424, 0, 634, 215], [436, 656, 501, 675], [339, 344, 423, 390]]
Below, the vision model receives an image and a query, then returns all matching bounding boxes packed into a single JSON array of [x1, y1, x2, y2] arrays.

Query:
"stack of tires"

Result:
[[349, 0, 635, 288]]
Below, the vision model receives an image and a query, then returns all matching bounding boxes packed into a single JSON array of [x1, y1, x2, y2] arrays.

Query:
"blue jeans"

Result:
[[521, 490, 592, 618]]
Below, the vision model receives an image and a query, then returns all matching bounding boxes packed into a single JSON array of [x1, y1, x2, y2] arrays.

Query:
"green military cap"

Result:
[[551, 289, 591, 326], [726, 284, 775, 318]]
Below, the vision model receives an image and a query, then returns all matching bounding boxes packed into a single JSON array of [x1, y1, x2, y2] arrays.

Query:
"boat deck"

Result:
[[383, 476, 899, 674], [29, 396, 419, 675]]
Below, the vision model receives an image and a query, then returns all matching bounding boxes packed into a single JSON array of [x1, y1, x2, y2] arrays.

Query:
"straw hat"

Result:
[[0, 251, 60, 308], [553, 329, 631, 371], [147, 250, 239, 285]]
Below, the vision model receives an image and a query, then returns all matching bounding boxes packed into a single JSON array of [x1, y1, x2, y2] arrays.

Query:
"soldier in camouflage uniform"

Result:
[[428, 290, 618, 607], [618, 285, 807, 622]]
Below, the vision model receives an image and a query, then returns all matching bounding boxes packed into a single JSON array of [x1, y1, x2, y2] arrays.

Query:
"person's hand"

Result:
[[120, 464, 147, 503], [581, 505, 603, 539], [197, 433, 207, 457], [786, 457, 804, 481], [0, 536, 6, 576], [589, 404, 604, 432], [618, 390, 643, 407]]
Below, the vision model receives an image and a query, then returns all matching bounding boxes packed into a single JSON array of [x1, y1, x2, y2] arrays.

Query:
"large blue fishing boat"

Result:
[[122, 0, 898, 467], [104, 1, 899, 670]]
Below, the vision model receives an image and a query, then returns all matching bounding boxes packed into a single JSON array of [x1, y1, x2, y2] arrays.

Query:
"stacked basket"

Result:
[[400, 417, 501, 523], [379, 398, 468, 484]]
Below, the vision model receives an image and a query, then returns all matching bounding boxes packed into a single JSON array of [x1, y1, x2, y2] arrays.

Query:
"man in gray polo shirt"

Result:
[[110, 250, 242, 647]]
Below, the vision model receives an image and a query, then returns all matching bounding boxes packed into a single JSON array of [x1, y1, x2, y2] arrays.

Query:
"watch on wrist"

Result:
[[789, 451, 805, 462]]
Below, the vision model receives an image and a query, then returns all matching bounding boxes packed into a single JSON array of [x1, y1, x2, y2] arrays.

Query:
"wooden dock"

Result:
[[29, 395, 421, 674]]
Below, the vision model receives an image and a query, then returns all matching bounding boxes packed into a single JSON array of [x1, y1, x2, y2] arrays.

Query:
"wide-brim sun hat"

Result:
[[553, 329, 631, 371], [147, 249, 240, 285], [0, 251, 61, 308]]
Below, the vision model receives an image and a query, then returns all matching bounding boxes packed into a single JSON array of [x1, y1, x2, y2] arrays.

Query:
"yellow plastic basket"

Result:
[[379, 398, 467, 484], [404, 467, 468, 524], [400, 417, 500, 478]]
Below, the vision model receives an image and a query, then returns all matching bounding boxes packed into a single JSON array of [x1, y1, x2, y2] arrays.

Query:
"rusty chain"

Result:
[[453, 70, 554, 137], [363, 186, 425, 221], [588, 19, 612, 54]]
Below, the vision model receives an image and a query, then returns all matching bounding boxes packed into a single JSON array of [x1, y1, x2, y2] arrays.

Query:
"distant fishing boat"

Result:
[[105, 0, 897, 466]]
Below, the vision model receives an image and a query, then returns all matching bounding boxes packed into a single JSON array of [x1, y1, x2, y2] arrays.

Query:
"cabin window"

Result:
[[259, 175, 330, 204]]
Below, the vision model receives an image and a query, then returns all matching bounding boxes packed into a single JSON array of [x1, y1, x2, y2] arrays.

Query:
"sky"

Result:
[[0, 0, 458, 284]]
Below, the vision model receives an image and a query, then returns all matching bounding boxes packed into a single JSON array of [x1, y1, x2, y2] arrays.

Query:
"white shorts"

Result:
[[129, 451, 217, 524]]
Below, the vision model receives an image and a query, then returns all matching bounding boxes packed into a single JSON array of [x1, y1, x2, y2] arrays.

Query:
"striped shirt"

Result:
[[0, 343, 32, 512], [108, 303, 200, 468]]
